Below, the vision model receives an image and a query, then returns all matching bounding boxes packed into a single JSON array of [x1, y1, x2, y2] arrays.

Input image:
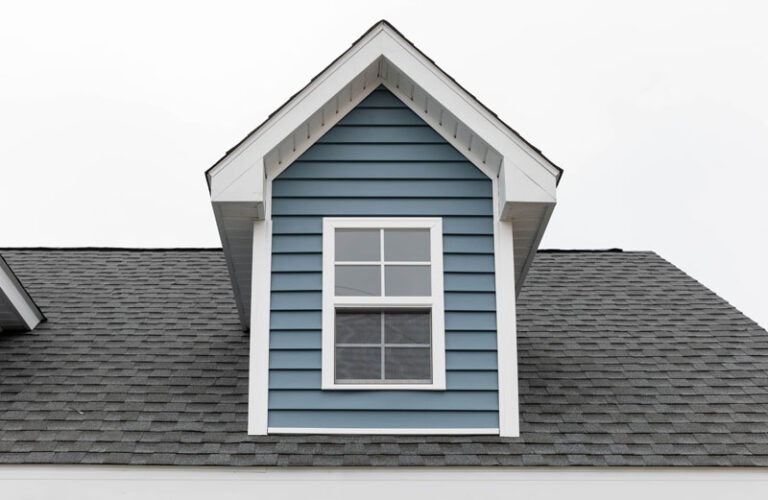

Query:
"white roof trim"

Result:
[[207, 21, 561, 328], [207, 21, 560, 204], [0, 255, 44, 332]]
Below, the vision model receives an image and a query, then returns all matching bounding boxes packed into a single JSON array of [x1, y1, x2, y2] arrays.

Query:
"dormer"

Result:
[[206, 21, 561, 437]]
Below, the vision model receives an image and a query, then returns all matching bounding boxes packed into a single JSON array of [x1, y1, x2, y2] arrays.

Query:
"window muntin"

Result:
[[322, 218, 446, 391]]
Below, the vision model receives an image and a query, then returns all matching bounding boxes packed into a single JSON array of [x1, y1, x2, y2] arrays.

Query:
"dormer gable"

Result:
[[206, 21, 562, 438]]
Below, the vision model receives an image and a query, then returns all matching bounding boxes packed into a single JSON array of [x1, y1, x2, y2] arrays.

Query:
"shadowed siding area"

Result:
[[268, 87, 498, 429]]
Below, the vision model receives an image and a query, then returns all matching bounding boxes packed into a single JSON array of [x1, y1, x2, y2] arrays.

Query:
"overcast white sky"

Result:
[[1, 0, 766, 328]]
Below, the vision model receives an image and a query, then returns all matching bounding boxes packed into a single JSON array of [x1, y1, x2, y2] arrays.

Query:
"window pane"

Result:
[[336, 311, 381, 344], [335, 229, 380, 261], [385, 347, 431, 381], [383, 229, 430, 262], [384, 265, 430, 296], [336, 346, 381, 381], [336, 265, 381, 296], [384, 311, 430, 345]]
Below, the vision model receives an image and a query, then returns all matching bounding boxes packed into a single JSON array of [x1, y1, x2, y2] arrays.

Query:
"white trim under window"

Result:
[[322, 217, 445, 391]]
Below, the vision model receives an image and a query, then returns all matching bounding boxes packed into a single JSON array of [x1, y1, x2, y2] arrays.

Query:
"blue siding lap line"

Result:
[[268, 411, 499, 429], [268, 87, 498, 430]]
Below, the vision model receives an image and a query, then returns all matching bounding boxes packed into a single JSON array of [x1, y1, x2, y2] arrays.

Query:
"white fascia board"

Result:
[[498, 158, 556, 219], [375, 30, 558, 199], [209, 26, 390, 202], [0, 257, 44, 332], [210, 167, 264, 206]]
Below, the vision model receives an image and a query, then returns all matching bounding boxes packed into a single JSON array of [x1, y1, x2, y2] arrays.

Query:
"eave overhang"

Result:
[[206, 21, 561, 329], [0, 255, 45, 332]]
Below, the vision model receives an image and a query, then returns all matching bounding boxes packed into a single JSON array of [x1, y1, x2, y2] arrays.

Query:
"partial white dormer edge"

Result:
[[0, 255, 45, 332]]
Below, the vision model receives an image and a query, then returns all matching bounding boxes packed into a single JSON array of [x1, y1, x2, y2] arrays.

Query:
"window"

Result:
[[322, 218, 445, 390]]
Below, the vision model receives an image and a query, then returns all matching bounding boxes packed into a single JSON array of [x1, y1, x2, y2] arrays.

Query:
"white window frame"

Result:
[[322, 217, 446, 391]]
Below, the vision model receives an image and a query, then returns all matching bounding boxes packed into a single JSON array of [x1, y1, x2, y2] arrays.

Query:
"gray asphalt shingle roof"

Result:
[[0, 248, 766, 466]]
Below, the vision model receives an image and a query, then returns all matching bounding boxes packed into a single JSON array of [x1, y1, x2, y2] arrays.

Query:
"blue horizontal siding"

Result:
[[269, 370, 499, 391], [271, 198, 492, 216], [271, 292, 321, 310], [272, 235, 322, 253], [335, 108, 431, 126], [270, 331, 321, 349], [278, 162, 488, 180], [297, 144, 468, 162], [445, 312, 497, 331], [444, 293, 496, 311], [268, 87, 497, 430], [272, 179, 491, 198], [272, 216, 493, 235], [444, 273, 495, 292], [318, 126, 445, 144], [269, 390, 498, 411], [443, 236, 494, 254], [269, 410, 499, 429], [443, 254, 495, 273], [271, 273, 321, 291], [271, 350, 321, 369], [271, 254, 321, 272], [271, 311, 321, 330], [446, 332, 497, 350]]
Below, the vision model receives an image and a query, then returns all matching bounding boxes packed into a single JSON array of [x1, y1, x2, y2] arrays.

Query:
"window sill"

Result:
[[321, 381, 447, 391]]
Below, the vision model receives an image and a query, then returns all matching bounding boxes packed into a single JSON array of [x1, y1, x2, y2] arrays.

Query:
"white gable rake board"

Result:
[[206, 21, 560, 436]]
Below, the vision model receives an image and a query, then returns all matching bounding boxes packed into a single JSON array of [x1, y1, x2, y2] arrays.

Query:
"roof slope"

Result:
[[0, 249, 766, 466]]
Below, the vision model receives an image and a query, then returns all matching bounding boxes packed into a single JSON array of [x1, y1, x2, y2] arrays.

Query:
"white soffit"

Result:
[[206, 21, 562, 327], [0, 255, 44, 332]]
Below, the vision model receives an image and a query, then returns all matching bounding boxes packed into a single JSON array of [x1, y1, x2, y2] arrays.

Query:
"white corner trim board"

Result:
[[4, 466, 768, 500], [247, 218, 271, 435], [493, 207, 520, 437]]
